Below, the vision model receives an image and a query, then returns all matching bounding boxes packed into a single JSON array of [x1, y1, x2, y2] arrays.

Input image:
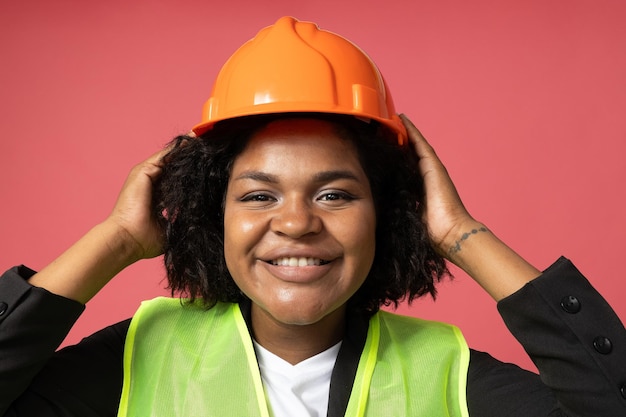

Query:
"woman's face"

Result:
[[223, 118, 376, 328]]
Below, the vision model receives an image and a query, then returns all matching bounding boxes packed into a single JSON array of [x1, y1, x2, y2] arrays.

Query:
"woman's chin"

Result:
[[253, 300, 346, 329]]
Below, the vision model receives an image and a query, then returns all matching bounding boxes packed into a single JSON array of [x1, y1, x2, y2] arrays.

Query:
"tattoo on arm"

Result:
[[448, 227, 488, 255]]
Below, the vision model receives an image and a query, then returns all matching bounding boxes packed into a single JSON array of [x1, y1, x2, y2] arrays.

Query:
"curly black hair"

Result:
[[154, 113, 449, 315]]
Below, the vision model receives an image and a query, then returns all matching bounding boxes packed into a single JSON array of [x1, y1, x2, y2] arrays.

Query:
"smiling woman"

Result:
[[223, 119, 377, 363], [156, 113, 445, 320], [1, 16, 625, 417]]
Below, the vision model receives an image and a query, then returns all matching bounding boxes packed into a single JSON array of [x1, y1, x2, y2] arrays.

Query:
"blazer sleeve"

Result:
[[497, 256, 626, 416], [0, 266, 128, 417], [0, 266, 84, 415]]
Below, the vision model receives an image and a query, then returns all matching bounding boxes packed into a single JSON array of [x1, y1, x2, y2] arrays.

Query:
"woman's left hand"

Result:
[[400, 114, 541, 300], [400, 114, 479, 257]]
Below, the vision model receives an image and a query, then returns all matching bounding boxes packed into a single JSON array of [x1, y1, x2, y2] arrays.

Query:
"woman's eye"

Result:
[[318, 192, 355, 202], [241, 193, 274, 202]]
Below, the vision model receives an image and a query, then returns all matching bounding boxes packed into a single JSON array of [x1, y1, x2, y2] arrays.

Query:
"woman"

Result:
[[1, 17, 625, 416]]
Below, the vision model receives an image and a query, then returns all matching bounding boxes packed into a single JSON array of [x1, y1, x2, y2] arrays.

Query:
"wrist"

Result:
[[446, 221, 489, 259], [438, 221, 541, 301], [96, 219, 146, 268], [28, 222, 141, 304], [435, 218, 486, 259]]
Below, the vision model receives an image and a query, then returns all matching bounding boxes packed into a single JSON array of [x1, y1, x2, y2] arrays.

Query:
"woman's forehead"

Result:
[[231, 119, 365, 177]]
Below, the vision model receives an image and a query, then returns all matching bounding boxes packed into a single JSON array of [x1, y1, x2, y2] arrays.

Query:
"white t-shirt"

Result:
[[253, 340, 342, 417]]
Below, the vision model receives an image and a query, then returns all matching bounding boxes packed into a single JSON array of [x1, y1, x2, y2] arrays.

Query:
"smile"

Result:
[[270, 257, 330, 266]]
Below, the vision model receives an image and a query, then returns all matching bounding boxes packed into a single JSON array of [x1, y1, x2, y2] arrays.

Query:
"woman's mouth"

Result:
[[269, 257, 330, 266]]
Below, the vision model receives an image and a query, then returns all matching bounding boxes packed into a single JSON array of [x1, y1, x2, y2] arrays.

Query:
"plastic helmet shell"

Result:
[[192, 16, 407, 145]]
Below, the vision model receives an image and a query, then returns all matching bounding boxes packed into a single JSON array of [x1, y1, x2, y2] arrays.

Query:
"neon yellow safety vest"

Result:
[[118, 298, 470, 417]]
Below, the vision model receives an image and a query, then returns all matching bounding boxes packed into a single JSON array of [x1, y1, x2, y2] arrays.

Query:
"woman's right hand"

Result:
[[105, 147, 170, 262], [28, 146, 173, 303]]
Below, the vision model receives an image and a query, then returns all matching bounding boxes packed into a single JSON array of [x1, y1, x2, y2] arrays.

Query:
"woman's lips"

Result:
[[258, 258, 335, 283], [269, 257, 330, 266]]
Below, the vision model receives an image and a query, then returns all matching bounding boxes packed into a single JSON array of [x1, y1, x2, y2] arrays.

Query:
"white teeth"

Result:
[[272, 257, 323, 266]]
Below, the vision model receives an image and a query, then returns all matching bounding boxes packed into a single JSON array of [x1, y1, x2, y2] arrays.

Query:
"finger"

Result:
[[399, 114, 438, 160], [127, 146, 173, 185], [143, 147, 172, 169], [147, 137, 184, 169]]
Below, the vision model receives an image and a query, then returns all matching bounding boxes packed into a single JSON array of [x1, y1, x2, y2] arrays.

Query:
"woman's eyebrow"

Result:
[[313, 170, 360, 183], [232, 171, 279, 183], [232, 170, 360, 183]]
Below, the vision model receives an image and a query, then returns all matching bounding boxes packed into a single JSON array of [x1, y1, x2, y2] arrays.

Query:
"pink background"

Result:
[[1, 0, 625, 371]]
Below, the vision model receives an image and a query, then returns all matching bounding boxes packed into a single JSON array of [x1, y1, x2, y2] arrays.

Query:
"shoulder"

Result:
[[375, 310, 467, 354], [377, 310, 462, 335], [131, 299, 237, 332]]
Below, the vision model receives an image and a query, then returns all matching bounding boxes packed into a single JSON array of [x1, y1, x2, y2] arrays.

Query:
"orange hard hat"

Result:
[[192, 16, 407, 145]]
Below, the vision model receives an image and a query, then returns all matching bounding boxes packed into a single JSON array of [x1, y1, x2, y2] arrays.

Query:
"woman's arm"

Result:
[[27, 147, 169, 304], [1, 146, 172, 415], [400, 114, 540, 301], [400, 115, 626, 415]]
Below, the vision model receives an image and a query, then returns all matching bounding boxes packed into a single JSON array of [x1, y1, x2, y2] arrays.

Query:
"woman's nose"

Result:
[[270, 198, 322, 238]]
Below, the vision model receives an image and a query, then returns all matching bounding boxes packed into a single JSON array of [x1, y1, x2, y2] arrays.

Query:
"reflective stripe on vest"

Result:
[[118, 298, 470, 417]]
